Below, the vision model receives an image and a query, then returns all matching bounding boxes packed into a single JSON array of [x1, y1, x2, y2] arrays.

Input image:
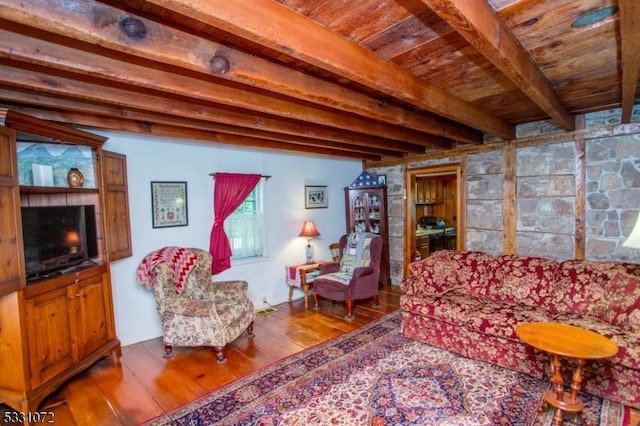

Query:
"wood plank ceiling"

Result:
[[0, 0, 638, 161]]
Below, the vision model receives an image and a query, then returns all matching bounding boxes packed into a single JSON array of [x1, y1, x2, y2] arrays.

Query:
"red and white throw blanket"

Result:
[[136, 247, 198, 295]]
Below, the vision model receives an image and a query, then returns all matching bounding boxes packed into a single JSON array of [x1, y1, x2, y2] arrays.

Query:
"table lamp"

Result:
[[623, 213, 640, 249], [299, 220, 320, 264]]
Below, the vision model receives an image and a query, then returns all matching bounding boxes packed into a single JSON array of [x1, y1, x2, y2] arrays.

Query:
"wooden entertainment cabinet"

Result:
[[0, 109, 131, 417]]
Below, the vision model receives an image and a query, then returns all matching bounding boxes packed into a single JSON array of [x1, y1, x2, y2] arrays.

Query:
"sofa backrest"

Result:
[[553, 260, 640, 318], [461, 252, 559, 310], [403, 250, 640, 325]]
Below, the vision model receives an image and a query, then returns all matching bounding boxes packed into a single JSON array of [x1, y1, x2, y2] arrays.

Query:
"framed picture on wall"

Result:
[[305, 185, 328, 209], [151, 181, 188, 228]]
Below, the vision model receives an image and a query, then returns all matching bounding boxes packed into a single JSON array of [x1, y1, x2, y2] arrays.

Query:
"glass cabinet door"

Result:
[[352, 192, 381, 234]]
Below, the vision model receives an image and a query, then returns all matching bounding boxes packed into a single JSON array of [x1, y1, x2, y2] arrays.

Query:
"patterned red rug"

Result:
[[142, 311, 630, 426]]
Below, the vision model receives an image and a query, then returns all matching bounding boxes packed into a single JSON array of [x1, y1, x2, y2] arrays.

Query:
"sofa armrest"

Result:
[[402, 251, 462, 297]]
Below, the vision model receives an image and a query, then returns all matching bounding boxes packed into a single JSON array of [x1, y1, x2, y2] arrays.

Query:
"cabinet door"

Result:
[[73, 274, 110, 359], [25, 287, 74, 388], [102, 150, 132, 261], [0, 126, 24, 297], [417, 236, 430, 259]]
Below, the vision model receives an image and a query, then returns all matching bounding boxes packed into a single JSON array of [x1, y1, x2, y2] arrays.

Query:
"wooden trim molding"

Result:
[[574, 114, 586, 260], [502, 140, 517, 254]]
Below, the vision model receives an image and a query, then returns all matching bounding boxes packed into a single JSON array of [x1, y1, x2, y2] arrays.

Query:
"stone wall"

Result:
[[370, 106, 640, 285], [515, 142, 576, 260], [585, 134, 640, 261]]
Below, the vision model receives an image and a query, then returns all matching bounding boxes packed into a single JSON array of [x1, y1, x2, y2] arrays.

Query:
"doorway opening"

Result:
[[404, 164, 465, 277]]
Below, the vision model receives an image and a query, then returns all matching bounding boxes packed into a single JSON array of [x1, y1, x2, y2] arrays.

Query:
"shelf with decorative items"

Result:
[[415, 179, 444, 205], [0, 108, 129, 415], [17, 139, 98, 192], [20, 185, 99, 194]]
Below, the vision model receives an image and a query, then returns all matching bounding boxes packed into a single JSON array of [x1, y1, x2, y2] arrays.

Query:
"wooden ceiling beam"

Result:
[[0, 0, 482, 145], [0, 65, 422, 154], [131, 0, 514, 138], [420, 0, 574, 132], [619, 0, 640, 123], [0, 87, 424, 153], [0, 29, 448, 148], [0, 90, 425, 157], [3, 107, 385, 160]]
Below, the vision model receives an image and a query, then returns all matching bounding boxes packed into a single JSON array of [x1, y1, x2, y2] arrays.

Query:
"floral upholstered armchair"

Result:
[[138, 247, 255, 364], [313, 232, 382, 320]]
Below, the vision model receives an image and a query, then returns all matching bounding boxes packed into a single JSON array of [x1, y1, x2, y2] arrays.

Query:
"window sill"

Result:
[[231, 255, 270, 266]]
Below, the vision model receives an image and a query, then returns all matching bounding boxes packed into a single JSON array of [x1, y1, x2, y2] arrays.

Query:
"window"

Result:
[[224, 181, 265, 259]]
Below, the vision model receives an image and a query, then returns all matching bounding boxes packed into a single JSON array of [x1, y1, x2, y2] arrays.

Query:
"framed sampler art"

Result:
[[151, 181, 188, 228]]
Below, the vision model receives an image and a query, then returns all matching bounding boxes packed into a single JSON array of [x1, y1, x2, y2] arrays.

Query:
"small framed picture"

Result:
[[305, 185, 328, 209], [377, 174, 387, 186], [151, 181, 188, 228]]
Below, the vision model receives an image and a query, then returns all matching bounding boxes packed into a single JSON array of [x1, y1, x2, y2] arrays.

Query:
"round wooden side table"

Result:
[[515, 322, 618, 426]]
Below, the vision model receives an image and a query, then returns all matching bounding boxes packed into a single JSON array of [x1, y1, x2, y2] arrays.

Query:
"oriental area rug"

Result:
[[142, 311, 629, 426]]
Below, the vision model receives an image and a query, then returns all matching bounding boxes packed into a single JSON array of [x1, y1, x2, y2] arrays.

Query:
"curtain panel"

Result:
[[209, 173, 261, 274]]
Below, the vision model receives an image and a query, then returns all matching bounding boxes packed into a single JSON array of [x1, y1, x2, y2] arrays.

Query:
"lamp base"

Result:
[[305, 243, 314, 264]]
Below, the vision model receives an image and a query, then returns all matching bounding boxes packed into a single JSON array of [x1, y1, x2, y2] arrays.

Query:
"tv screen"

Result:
[[21, 205, 98, 281]]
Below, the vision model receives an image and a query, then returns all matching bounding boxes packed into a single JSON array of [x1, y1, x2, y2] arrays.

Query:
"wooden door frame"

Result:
[[403, 163, 466, 278]]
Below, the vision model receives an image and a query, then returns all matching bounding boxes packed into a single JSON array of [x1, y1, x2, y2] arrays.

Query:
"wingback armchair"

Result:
[[146, 247, 255, 364], [312, 233, 382, 320]]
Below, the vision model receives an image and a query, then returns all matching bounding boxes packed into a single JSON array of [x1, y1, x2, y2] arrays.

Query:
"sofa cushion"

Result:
[[465, 301, 553, 340], [552, 311, 640, 371], [553, 260, 620, 317], [485, 255, 559, 310], [400, 292, 483, 326], [456, 251, 495, 297], [460, 253, 559, 309], [600, 271, 640, 332]]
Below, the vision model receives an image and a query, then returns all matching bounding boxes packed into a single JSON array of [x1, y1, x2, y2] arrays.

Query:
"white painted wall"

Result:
[[99, 131, 362, 346]]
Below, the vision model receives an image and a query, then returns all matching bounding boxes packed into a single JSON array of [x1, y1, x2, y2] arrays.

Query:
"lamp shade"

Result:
[[65, 231, 80, 246], [623, 213, 640, 249], [299, 220, 321, 238]]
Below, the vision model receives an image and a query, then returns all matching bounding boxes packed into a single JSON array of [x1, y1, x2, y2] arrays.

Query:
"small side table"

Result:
[[516, 322, 618, 426], [286, 262, 325, 308]]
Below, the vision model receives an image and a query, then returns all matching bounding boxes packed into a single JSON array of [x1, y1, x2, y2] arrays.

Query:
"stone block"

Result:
[[467, 150, 502, 175], [467, 175, 503, 199], [466, 229, 502, 254], [517, 176, 575, 197], [517, 233, 574, 260], [467, 200, 503, 229]]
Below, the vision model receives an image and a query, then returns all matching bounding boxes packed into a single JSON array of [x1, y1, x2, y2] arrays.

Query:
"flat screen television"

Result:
[[21, 205, 99, 281]]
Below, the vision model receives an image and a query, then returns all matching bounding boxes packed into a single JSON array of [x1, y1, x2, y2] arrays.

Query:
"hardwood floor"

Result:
[[3, 285, 638, 425]]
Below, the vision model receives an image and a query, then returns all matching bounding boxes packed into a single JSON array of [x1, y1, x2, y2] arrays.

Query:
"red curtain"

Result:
[[209, 173, 261, 274]]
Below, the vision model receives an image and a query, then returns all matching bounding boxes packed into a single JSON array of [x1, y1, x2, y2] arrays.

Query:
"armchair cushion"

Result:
[[163, 298, 213, 317]]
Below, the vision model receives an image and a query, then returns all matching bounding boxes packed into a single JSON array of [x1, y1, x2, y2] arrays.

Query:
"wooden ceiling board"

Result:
[[320, 0, 428, 43], [362, 9, 452, 60]]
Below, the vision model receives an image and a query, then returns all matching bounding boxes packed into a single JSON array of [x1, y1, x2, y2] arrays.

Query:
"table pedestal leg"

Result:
[[541, 354, 589, 426]]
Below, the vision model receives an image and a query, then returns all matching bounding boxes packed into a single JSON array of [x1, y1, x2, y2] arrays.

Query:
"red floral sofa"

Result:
[[400, 250, 640, 409]]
